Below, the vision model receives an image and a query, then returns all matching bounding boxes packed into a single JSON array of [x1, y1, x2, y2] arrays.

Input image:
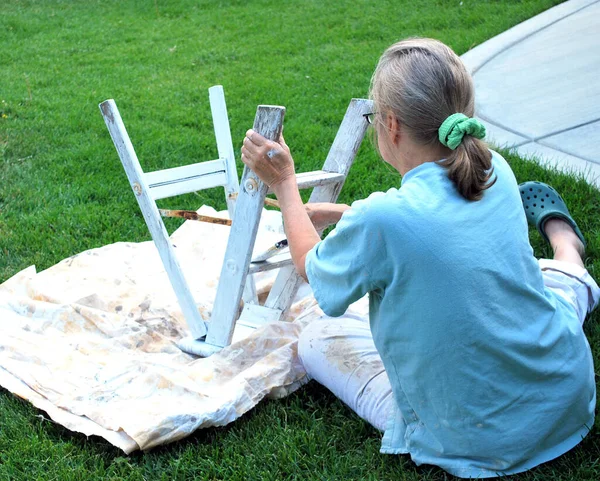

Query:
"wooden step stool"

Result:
[[100, 87, 372, 356]]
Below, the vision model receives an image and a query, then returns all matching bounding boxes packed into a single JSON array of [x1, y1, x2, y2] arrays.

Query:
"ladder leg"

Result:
[[99, 100, 208, 339], [210, 85, 259, 305], [242, 279, 259, 305], [209, 85, 239, 218], [204, 105, 286, 348], [264, 265, 303, 318]]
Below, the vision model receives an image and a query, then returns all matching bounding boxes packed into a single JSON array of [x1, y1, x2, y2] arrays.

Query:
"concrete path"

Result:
[[461, 0, 600, 187]]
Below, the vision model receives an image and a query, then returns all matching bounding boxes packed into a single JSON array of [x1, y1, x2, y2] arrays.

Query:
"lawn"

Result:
[[2, 0, 599, 479]]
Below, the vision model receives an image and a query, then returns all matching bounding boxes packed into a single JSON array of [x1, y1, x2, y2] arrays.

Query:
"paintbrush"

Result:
[[251, 239, 289, 262]]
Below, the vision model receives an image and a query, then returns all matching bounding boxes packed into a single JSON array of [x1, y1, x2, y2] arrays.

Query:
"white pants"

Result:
[[298, 259, 600, 432]]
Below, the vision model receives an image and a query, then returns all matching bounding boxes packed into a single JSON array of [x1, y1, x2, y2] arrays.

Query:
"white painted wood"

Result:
[[237, 304, 282, 329], [267, 170, 345, 194], [145, 159, 225, 186], [308, 98, 373, 203], [248, 253, 292, 274], [204, 106, 286, 348], [296, 170, 346, 190], [148, 170, 228, 200], [177, 336, 222, 357], [264, 265, 304, 317], [265, 98, 373, 316], [242, 276, 259, 305], [177, 307, 274, 356], [210, 85, 240, 218], [180, 302, 282, 357], [101, 87, 261, 355], [99, 99, 208, 339], [190, 98, 372, 353], [209, 86, 258, 306], [102, 94, 371, 357]]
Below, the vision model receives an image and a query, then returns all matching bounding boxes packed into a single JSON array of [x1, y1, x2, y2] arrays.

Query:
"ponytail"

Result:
[[440, 136, 495, 201], [437, 113, 495, 201]]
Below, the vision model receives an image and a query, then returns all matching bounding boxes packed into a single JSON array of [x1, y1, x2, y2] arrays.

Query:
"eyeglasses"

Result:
[[363, 112, 376, 125]]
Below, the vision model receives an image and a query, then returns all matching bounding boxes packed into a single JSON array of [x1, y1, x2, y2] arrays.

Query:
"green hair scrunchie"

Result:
[[438, 113, 486, 150]]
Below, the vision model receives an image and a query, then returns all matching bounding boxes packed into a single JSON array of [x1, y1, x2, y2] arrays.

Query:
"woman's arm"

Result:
[[240, 129, 319, 280], [305, 202, 351, 231], [271, 178, 320, 280]]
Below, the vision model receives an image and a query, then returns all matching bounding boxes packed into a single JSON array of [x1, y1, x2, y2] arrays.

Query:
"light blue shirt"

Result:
[[305, 152, 595, 478]]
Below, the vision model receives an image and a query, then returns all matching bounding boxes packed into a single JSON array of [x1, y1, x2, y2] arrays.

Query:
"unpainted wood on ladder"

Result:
[[205, 105, 286, 347]]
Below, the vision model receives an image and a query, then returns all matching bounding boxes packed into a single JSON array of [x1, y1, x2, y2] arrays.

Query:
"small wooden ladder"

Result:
[[179, 98, 372, 356], [100, 85, 252, 342], [100, 89, 372, 356]]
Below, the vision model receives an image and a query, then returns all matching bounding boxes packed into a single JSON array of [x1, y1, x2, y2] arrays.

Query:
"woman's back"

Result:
[[311, 151, 595, 475], [243, 36, 599, 479]]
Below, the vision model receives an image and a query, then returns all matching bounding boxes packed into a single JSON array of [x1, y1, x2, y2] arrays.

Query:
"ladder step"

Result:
[[238, 304, 283, 328], [248, 253, 293, 274], [176, 297, 284, 357], [145, 159, 228, 200], [268, 170, 345, 193]]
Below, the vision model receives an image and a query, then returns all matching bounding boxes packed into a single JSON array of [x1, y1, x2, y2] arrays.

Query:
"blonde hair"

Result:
[[369, 38, 495, 201]]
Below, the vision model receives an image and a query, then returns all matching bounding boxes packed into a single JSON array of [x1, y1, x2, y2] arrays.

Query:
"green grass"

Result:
[[2, 0, 600, 479]]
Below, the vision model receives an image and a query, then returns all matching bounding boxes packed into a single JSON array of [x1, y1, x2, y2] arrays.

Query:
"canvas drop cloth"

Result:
[[0, 207, 367, 453]]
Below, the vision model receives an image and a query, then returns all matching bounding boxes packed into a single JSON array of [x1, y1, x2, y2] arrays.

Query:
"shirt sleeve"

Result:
[[305, 198, 386, 317]]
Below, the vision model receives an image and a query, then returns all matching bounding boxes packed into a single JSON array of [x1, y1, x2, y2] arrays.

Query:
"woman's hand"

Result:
[[305, 203, 351, 231], [240, 129, 295, 191], [240, 129, 321, 280]]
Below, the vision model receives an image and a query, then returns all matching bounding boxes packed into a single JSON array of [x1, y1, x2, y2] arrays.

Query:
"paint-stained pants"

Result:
[[298, 313, 393, 432], [298, 259, 600, 432]]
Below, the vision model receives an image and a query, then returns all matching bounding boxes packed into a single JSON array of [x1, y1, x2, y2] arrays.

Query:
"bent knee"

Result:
[[298, 318, 331, 375], [298, 316, 374, 378]]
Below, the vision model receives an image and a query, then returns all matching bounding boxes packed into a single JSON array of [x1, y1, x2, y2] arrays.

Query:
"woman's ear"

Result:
[[385, 112, 402, 146]]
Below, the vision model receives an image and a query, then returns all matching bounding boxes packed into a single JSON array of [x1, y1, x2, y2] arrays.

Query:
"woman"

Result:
[[240, 38, 599, 478]]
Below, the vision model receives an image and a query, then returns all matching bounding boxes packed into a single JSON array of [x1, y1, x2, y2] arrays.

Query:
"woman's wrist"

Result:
[[271, 176, 299, 200], [271, 178, 319, 280], [332, 203, 351, 216], [319, 203, 350, 224]]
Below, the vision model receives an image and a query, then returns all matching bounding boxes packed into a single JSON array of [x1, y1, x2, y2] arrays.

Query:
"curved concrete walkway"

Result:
[[461, 0, 600, 187]]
